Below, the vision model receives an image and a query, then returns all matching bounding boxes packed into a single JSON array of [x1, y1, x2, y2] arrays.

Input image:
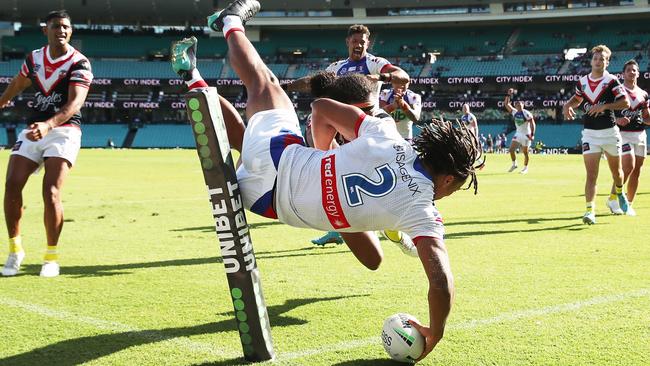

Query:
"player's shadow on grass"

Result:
[[171, 221, 282, 232], [445, 214, 581, 227], [20, 247, 349, 277], [0, 295, 367, 366], [446, 222, 585, 239]]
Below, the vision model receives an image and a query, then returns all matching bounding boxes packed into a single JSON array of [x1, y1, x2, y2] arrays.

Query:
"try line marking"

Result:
[[0, 297, 240, 359], [3, 288, 648, 364], [276, 288, 650, 362]]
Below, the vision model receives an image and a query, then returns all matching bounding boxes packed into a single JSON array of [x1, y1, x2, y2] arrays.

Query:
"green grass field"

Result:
[[0, 149, 648, 366]]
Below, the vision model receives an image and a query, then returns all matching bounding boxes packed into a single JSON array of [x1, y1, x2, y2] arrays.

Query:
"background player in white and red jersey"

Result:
[[379, 82, 422, 140], [293, 24, 410, 245], [562, 45, 630, 225], [460, 103, 479, 139], [504, 89, 536, 174], [606, 60, 650, 216], [287, 24, 409, 98], [326, 24, 409, 96], [180, 1, 483, 360], [0, 10, 92, 278]]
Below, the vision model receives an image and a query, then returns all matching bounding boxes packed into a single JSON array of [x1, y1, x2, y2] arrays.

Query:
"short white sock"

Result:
[[185, 69, 204, 88], [222, 15, 244, 38]]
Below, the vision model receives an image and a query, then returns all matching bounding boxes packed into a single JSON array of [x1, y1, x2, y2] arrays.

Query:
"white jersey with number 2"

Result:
[[275, 113, 444, 240]]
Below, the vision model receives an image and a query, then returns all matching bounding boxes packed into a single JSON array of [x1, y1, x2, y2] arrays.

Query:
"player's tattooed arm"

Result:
[[410, 236, 454, 362]]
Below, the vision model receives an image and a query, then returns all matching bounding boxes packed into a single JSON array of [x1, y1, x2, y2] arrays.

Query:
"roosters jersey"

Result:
[[511, 109, 534, 135], [20, 45, 93, 126], [617, 85, 649, 132], [574, 71, 627, 130], [275, 113, 444, 240], [379, 89, 422, 139]]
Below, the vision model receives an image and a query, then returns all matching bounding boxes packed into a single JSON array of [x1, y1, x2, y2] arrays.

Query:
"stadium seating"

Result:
[[0, 126, 6, 146], [81, 124, 130, 148], [426, 54, 560, 77], [0, 59, 223, 79], [130, 124, 195, 148], [513, 21, 649, 54]]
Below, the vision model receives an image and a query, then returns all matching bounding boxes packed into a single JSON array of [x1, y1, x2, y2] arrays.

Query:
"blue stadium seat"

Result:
[[81, 124, 130, 148], [131, 124, 196, 148]]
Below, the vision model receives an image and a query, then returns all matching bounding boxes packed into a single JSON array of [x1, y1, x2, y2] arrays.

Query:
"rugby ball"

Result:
[[381, 313, 425, 363]]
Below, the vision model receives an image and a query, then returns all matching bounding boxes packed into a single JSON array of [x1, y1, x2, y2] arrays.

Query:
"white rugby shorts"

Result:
[[236, 109, 304, 218], [11, 126, 82, 166], [581, 127, 621, 156], [512, 131, 532, 148], [620, 130, 647, 157]]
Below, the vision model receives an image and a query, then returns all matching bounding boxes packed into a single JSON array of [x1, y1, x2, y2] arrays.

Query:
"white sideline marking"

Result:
[[0, 297, 239, 359], [277, 288, 650, 362]]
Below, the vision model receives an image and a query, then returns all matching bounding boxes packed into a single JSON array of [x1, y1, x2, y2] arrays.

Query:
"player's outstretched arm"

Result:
[[310, 98, 365, 150], [286, 75, 312, 93], [384, 65, 410, 89], [0, 73, 31, 108], [409, 236, 453, 362], [503, 89, 514, 113]]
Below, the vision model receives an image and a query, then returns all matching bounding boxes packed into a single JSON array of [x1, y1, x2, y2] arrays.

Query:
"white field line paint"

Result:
[[62, 197, 205, 207], [276, 288, 650, 362], [0, 297, 239, 359]]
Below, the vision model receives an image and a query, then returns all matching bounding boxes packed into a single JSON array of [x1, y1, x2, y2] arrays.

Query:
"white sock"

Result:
[[222, 15, 244, 38], [185, 69, 206, 89]]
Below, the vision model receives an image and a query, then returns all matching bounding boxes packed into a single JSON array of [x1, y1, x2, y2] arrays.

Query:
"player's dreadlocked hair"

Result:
[[412, 119, 483, 194]]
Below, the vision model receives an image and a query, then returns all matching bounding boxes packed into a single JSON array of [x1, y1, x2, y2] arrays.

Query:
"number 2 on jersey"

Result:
[[342, 164, 396, 207]]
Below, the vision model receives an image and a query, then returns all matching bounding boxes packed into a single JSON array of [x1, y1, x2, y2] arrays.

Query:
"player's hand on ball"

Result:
[[408, 318, 438, 362]]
